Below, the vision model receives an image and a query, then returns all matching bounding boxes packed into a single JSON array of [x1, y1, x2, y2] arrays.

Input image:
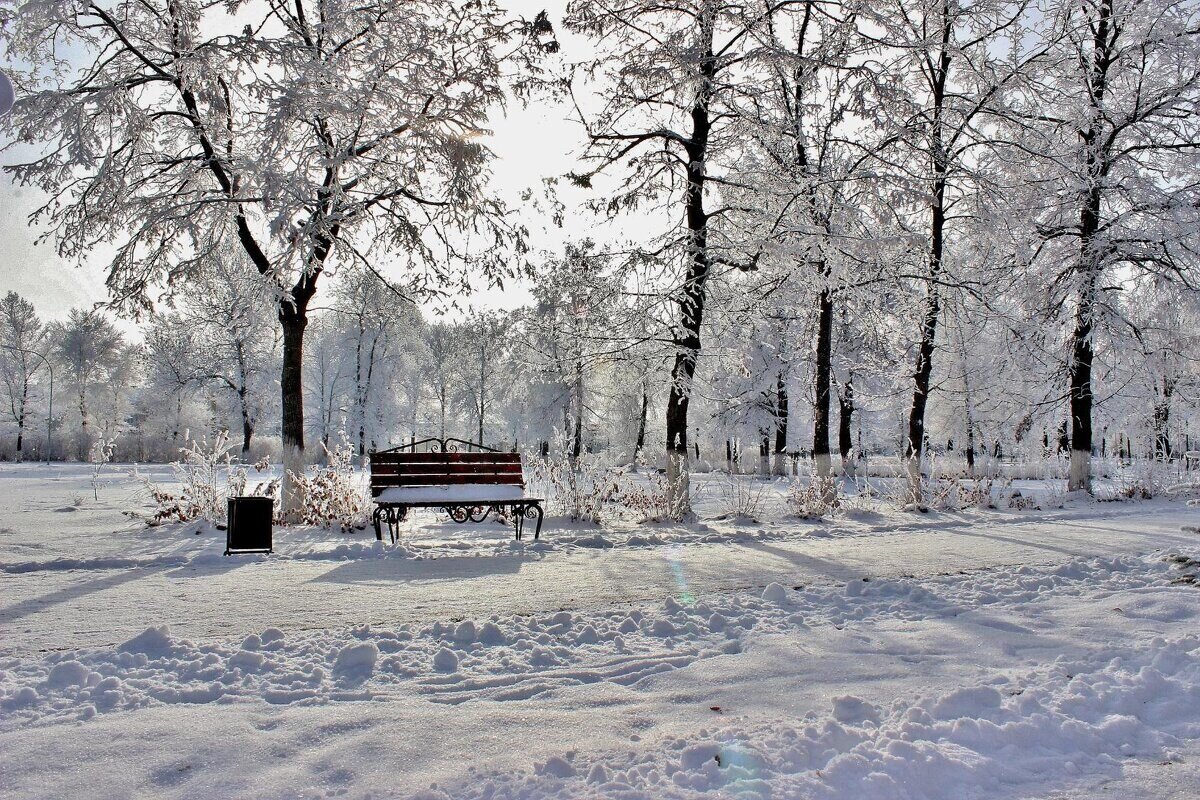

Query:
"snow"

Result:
[[376, 484, 531, 503], [1, 464, 1200, 798]]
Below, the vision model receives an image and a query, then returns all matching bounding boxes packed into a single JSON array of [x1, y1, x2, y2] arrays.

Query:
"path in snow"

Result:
[[2, 502, 1195, 656]]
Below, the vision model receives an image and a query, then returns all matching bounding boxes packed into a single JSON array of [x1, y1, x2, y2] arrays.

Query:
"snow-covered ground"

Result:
[[1, 463, 1199, 799]]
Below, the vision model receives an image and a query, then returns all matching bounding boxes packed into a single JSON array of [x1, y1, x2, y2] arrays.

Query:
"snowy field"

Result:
[[2, 464, 1200, 799]]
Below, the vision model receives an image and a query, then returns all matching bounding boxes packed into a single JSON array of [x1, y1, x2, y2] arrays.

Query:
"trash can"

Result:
[[225, 496, 274, 555]]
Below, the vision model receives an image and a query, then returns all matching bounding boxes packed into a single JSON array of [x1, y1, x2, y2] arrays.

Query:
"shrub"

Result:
[[716, 472, 766, 521], [788, 475, 839, 519], [527, 452, 619, 524], [610, 469, 673, 522], [141, 432, 275, 525], [288, 435, 370, 530]]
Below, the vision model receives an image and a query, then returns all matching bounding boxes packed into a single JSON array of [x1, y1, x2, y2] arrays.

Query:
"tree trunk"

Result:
[[773, 371, 788, 475], [838, 374, 855, 476], [906, 261, 942, 503], [632, 378, 648, 467], [959, 334, 976, 479], [571, 372, 583, 462], [478, 345, 488, 447], [664, 13, 716, 519], [78, 389, 90, 460], [242, 410, 254, 456], [965, 421, 976, 476], [1068, 0, 1115, 493], [1068, 239, 1099, 492], [15, 380, 27, 459], [904, 5, 952, 505], [1153, 378, 1173, 461], [813, 276, 834, 481], [279, 311, 307, 517], [355, 324, 366, 458]]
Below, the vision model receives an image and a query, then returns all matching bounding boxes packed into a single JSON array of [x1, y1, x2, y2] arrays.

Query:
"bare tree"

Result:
[[1012, 0, 1200, 491], [187, 254, 279, 456], [3, 0, 550, 513], [143, 313, 202, 448], [564, 0, 776, 515], [864, 0, 1051, 502], [0, 292, 48, 459], [51, 310, 124, 459]]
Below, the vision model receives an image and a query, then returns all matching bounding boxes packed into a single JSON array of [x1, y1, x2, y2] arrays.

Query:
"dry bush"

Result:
[[716, 472, 766, 520], [288, 436, 370, 531], [527, 453, 619, 524], [140, 432, 276, 525], [788, 475, 839, 519], [610, 469, 673, 522]]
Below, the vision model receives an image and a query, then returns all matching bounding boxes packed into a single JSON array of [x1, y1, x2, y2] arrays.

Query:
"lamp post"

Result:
[[0, 344, 54, 464]]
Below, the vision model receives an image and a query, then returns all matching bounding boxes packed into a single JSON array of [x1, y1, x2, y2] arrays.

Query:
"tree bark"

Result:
[[1068, 0, 1115, 493], [15, 379, 27, 459], [240, 395, 254, 456], [663, 9, 716, 519], [279, 310, 307, 516], [78, 389, 90, 460], [813, 274, 834, 481], [958, 332, 976, 479], [904, 2, 952, 505], [838, 374, 855, 476], [1153, 378, 1173, 461], [632, 377, 648, 467], [773, 371, 788, 475], [234, 343, 254, 456], [571, 363, 583, 461]]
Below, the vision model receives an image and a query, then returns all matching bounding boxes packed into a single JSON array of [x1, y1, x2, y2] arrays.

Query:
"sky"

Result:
[[0, 0, 619, 328]]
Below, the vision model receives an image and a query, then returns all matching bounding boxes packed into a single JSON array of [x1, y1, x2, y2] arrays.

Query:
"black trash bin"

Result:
[[225, 496, 274, 555]]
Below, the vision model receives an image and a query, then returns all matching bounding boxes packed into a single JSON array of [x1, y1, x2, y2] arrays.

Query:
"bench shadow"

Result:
[[307, 552, 530, 585]]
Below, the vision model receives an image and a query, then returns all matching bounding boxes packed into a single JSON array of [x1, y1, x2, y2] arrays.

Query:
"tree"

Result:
[[304, 315, 352, 453], [564, 0, 771, 515], [519, 242, 625, 458], [864, 0, 1051, 502], [52, 310, 124, 459], [731, 0, 881, 485], [1011, 0, 1200, 491], [143, 313, 201, 447], [424, 323, 460, 442], [0, 292, 48, 459], [3, 0, 550, 513], [453, 311, 511, 448], [186, 254, 278, 456], [332, 267, 418, 458]]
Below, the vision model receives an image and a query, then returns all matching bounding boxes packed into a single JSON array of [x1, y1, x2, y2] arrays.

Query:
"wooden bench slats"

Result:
[[370, 462, 524, 476], [372, 452, 521, 464], [371, 474, 524, 490]]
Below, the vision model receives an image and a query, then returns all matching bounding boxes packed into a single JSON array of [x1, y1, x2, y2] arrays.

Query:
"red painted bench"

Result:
[[369, 438, 544, 543]]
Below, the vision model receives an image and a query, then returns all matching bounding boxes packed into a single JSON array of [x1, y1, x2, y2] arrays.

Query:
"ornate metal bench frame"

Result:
[[369, 437, 545, 544]]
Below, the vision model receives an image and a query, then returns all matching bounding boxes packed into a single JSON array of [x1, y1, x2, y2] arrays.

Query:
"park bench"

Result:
[[369, 438, 544, 544]]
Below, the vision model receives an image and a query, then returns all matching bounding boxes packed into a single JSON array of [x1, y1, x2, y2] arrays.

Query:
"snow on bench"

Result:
[[369, 438, 544, 543]]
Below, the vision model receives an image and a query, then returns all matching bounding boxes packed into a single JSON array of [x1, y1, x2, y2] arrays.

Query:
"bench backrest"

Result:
[[369, 451, 525, 497]]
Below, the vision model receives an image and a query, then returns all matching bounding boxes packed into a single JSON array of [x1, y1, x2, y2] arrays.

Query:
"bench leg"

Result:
[[374, 506, 407, 544], [511, 503, 544, 541], [390, 506, 407, 544], [531, 503, 544, 540]]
